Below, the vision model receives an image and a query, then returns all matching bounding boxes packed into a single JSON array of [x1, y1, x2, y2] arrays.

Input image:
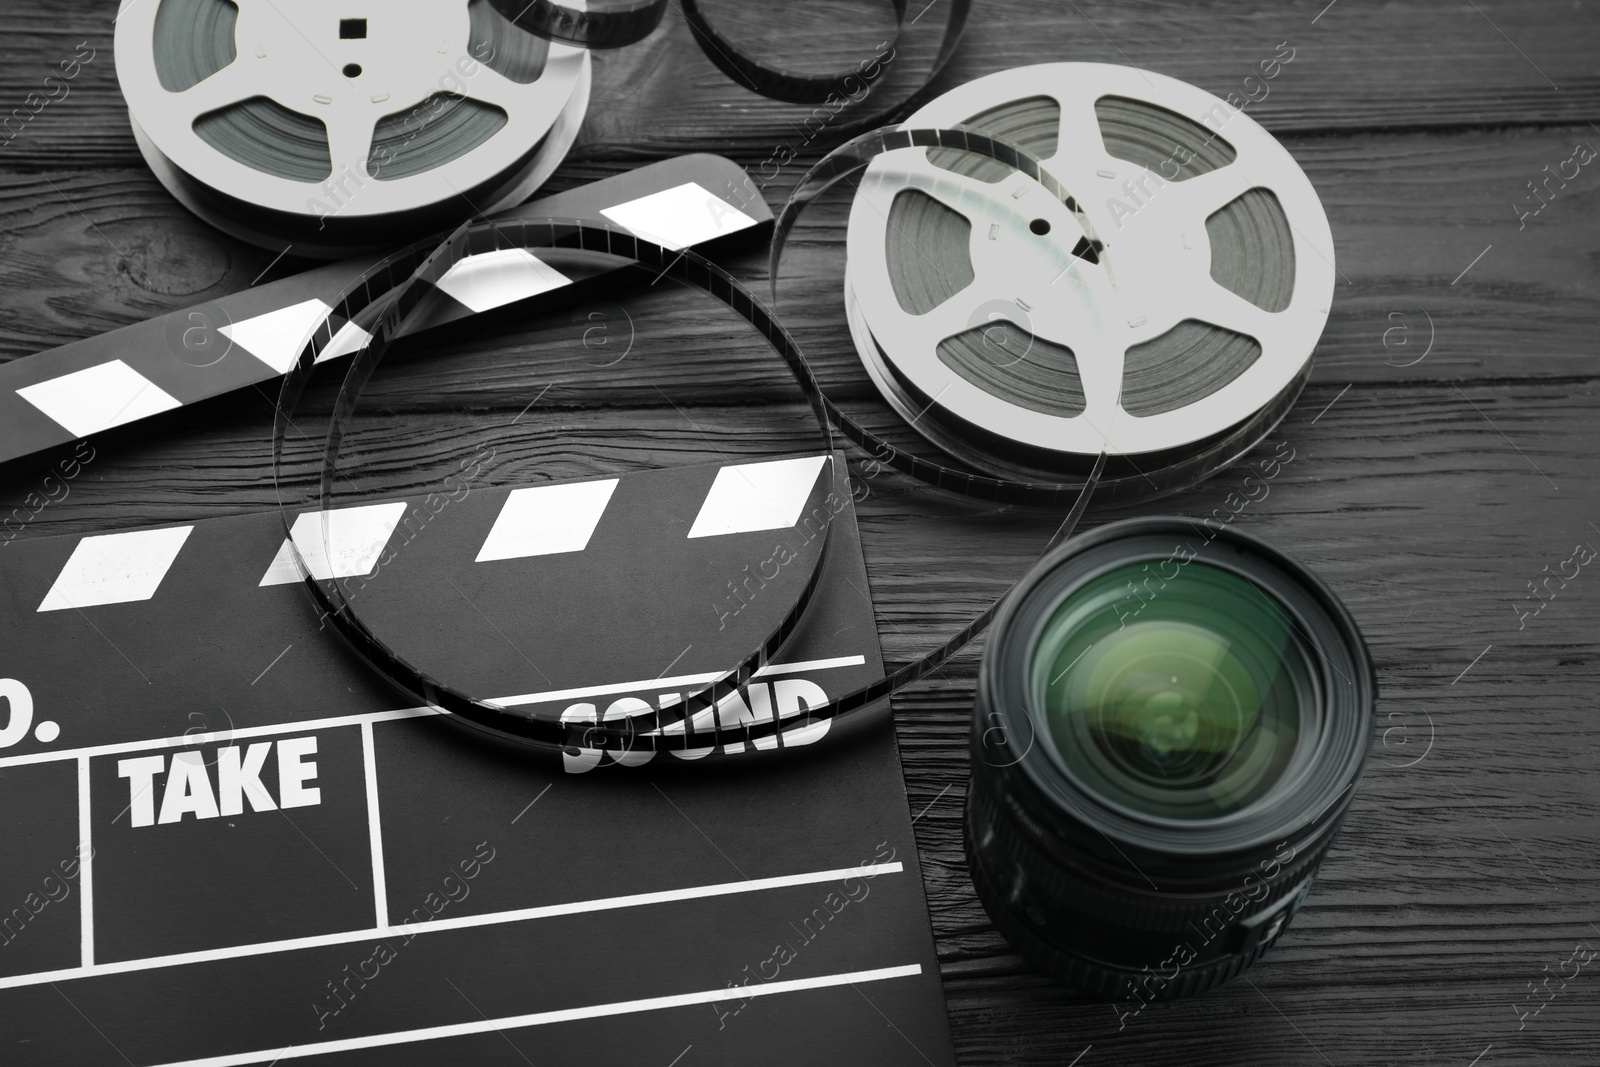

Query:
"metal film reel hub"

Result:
[[115, 0, 590, 256], [845, 63, 1335, 488]]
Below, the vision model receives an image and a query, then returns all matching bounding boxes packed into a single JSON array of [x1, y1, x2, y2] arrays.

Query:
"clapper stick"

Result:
[[0, 154, 771, 481]]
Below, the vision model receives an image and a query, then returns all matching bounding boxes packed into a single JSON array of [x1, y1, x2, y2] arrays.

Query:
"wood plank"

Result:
[[2, 2, 1598, 1061], [0, 2, 1595, 168], [2, 378, 1596, 1061], [0, 119, 1596, 381]]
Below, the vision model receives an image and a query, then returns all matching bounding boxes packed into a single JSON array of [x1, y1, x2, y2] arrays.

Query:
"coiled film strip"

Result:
[[275, 129, 1109, 765], [498, 0, 971, 111]]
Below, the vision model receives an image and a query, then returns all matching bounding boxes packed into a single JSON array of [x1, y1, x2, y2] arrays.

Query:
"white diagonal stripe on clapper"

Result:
[[687, 455, 830, 539], [38, 526, 195, 612]]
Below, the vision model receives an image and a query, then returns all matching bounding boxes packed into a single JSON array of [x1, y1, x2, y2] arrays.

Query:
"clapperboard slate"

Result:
[[0, 453, 956, 1066], [0, 153, 769, 480]]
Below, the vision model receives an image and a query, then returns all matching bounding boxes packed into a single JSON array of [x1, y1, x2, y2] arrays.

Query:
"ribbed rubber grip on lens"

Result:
[[964, 780, 1324, 1000], [967, 774, 1330, 934], [968, 850, 1293, 1001]]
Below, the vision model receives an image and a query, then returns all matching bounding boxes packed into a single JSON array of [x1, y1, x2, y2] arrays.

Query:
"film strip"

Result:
[[275, 214, 846, 762], [0, 155, 770, 481], [500, 0, 670, 49], [273, 130, 1111, 766], [498, 0, 971, 112]]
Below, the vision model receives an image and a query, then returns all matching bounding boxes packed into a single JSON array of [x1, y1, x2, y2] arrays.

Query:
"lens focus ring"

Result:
[[967, 773, 1328, 998], [967, 841, 1297, 1000], [968, 765, 1331, 935]]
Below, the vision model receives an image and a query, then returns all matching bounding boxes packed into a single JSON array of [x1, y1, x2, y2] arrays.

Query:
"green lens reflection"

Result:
[[1032, 560, 1311, 820]]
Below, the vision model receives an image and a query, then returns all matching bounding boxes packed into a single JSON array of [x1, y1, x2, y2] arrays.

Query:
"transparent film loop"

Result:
[[274, 218, 840, 757], [496, 0, 970, 123], [272, 129, 1104, 760]]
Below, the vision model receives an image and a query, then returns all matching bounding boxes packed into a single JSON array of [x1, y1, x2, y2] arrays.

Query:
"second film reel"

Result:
[[843, 63, 1336, 499]]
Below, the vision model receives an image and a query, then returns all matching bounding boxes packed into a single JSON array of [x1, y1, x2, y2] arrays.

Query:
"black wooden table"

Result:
[[2, 2, 1597, 1064]]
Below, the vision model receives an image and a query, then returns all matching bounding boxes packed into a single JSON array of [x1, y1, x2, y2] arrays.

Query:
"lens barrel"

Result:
[[967, 517, 1375, 1000]]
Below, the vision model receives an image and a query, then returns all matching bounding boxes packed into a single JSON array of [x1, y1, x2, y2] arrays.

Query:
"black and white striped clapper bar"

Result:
[[0, 155, 772, 481]]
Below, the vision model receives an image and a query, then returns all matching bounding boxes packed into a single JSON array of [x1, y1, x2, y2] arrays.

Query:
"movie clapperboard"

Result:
[[0, 153, 770, 481], [0, 452, 957, 1066]]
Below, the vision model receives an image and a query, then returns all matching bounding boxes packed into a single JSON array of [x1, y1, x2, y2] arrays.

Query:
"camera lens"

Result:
[[1037, 560, 1310, 821], [967, 517, 1374, 1001]]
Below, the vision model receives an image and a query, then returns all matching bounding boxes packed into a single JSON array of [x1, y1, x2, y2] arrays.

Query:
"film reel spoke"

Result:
[[1146, 163, 1261, 236], [456, 62, 533, 114], [918, 285, 1024, 354], [164, 60, 259, 128], [1053, 88, 1125, 185], [1188, 284, 1281, 353], [323, 110, 383, 180], [1075, 340, 1129, 431]]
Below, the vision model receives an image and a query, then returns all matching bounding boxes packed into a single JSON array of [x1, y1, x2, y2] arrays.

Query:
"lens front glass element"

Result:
[[1032, 560, 1313, 820]]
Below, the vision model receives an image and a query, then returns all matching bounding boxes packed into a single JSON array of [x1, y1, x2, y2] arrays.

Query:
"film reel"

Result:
[[843, 63, 1335, 499], [115, 0, 591, 257]]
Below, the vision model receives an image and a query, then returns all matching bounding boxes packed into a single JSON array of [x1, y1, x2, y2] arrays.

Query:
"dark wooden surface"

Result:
[[3, 2, 1599, 1064]]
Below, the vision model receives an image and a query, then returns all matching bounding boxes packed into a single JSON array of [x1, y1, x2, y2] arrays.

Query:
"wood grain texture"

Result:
[[1, 1, 1597, 1064], [4, 119, 1600, 380], [1, 1, 1598, 169]]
